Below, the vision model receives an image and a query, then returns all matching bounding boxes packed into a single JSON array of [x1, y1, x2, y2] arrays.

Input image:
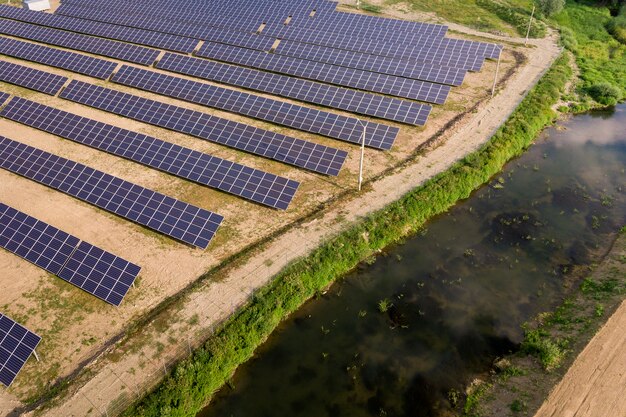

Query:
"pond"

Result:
[[199, 105, 626, 417]]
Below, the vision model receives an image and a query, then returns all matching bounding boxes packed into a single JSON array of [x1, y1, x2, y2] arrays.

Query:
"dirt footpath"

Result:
[[535, 299, 626, 417]]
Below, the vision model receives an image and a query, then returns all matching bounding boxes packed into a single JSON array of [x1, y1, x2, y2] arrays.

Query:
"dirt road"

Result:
[[535, 299, 626, 417]]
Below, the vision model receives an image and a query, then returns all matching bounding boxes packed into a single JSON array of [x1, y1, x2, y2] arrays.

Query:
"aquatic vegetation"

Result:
[[377, 298, 392, 313]]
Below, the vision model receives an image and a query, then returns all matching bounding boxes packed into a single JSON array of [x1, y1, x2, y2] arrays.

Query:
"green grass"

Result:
[[552, 1, 626, 109], [124, 53, 571, 417], [385, 0, 540, 36]]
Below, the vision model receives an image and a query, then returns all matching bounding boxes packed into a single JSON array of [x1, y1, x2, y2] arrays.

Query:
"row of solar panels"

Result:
[[0, 202, 141, 307], [0, 196, 147, 386], [0, 312, 40, 387], [0, 9, 464, 104], [59, 0, 443, 39], [0, 38, 400, 146], [54, 0, 490, 64], [0, 20, 432, 125], [52, 4, 500, 70]]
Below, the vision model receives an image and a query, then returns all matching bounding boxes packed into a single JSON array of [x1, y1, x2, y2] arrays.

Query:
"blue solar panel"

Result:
[[196, 42, 451, 104], [0, 4, 197, 53], [0, 91, 8, 106], [0, 136, 223, 248], [0, 203, 141, 306], [0, 203, 79, 275], [0, 59, 67, 95], [157, 53, 431, 126], [0, 36, 117, 80], [273, 40, 468, 85], [0, 312, 41, 387], [58, 241, 141, 306], [60, 80, 348, 176], [1, 97, 300, 210], [0, 18, 160, 66], [112, 65, 399, 150]]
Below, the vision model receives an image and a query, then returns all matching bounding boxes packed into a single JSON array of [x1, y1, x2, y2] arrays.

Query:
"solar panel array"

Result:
[[0, 312, 41, 387], [1, 97, 300, 210], [60, 80, 348, 176], [0, 18, 160, 66], [0, 203, 141, 306], [0, 136, 223, 249], [273, 40, 467, 86], [0, 59, 67, 95], [50, 1, 500, 73], [0, 37, 117, 80], [196, 42, 451, 104], [111, 65, 399, 149], [157, 53, 431, 126], [0, 5, 197, 54]]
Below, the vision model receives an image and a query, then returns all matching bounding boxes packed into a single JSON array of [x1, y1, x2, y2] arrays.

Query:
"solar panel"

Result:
[[0, 36, 117, 80], [51, 1, 494, 72], [56, 1, 430, 43], [0, 97, 300, 210], [0, 312, 41, 387], [196, 42, 451, 104], [60, 80, 348, 176], [58, 241, 141, 306], [0, 203, 141, 306], [0, 5, 197, 53], [112, 65, 399, 150], [0, 202, 79, 275], [0, 136, 223, 248], [274, 40, 467, 85], [0, 18, 159, 66], [260, 24, 494, 69], [0, 91, 8, 106], [55, 1, 296, 33], [0, 59, 67, 95], [157, 53, 431, 126], [54, 4, 276, 45]]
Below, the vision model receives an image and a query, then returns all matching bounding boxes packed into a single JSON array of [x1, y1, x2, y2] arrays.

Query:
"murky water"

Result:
[[199, 105, 626, 417]]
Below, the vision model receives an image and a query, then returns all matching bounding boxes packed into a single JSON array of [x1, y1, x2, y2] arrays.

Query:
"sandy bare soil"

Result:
[[535, 300, 626, 417]]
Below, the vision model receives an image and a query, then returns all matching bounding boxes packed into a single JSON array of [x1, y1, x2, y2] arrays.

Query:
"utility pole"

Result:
[[525, 5, 536, 46], [357, 0, 360, 9], [491, 51, 501, 97], [355, 120, 366, 191]]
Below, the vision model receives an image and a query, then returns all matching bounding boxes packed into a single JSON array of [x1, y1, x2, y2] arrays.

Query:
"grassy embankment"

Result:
[[383, 0, 545, 37], [554, 0, 626, 110], [124, 52, 572, 417]]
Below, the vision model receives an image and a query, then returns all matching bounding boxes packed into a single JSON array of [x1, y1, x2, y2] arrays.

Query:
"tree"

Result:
[[536, 0, 565, 16]]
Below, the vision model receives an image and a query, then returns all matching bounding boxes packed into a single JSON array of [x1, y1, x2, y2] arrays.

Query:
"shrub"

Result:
[[607, 14, 626, 44], [477, 0, 547, 38], [521, 329, 564, 370], [559, 26, 578, 50], [360, 1, 382, 13], [588, 82, 622, 105], [537, 0, 565, 16]]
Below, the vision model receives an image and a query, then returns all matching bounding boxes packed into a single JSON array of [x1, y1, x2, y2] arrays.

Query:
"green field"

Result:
[[553, 1, 626, 109], [384, 0, 542, 36]]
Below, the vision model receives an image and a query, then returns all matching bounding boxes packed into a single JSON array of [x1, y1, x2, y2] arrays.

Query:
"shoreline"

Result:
[[470, 227, 626, 417]]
